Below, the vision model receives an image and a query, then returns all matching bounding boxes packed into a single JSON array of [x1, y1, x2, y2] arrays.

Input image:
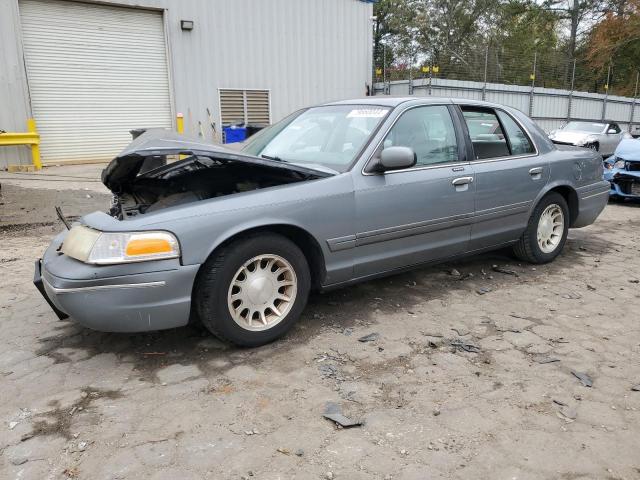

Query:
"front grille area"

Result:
[[627, 162, 640, 171], [614, 175, 640, 195]]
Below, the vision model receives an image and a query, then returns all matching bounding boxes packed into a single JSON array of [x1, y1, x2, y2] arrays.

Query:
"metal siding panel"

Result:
[[572, 97, 604, 120], [605, 102, 630, 122], [19, 0, 172, 163], [0, 0, 31, 168], [485, 91, 529, 113], [532, 94, 568, 118]]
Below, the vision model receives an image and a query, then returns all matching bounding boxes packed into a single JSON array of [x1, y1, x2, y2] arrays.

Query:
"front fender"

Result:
[[198, 217, 326, 265]]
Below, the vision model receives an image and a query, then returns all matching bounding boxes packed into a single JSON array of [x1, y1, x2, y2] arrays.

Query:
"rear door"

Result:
[[352, 104, 475, 278], [457, 106, 549, 251]]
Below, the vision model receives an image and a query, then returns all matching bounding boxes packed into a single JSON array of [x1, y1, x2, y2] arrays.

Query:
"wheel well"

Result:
[[208, 225, 326, 290], [549, 186, 579, 226]]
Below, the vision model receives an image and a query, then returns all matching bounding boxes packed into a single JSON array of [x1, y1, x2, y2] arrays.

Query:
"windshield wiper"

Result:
[[261, 154, 286, 162]]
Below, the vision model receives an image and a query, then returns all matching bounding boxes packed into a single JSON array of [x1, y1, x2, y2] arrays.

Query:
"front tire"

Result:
[[513, 192, 569, 264], [195, 233, 311, 347]]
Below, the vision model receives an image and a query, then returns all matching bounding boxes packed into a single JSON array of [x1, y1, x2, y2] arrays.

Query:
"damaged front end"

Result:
[[603, 139, 640, 200], [102, 130, 334, 219]]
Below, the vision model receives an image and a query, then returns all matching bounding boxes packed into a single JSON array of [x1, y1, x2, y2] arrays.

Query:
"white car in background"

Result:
[[548, 121, 630, 156]]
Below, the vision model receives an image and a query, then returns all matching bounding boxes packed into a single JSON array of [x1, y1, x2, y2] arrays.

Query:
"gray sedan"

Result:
[[35, 97, 609, 347]]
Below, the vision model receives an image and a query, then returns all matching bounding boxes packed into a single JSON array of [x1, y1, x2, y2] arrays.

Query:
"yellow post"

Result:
[[176, 113, 184, 134], [26, 118, 42, 170]]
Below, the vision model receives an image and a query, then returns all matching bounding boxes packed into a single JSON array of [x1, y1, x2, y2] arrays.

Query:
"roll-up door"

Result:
[[19, 0, 172, 164]]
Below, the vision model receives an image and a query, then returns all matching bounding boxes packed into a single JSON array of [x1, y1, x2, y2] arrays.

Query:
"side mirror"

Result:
[[607, 128, 617, 134], [375, 146, 416, 172]]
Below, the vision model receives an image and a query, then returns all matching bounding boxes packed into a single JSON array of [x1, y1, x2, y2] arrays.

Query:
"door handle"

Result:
[[452, 176, 474, 186], [529, 167, 543, 176]]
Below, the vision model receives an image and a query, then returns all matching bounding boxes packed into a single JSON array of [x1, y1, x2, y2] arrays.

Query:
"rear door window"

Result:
[[496, 111, 535, 155], [462, 108, 534, 159], [462, 109, 509, 159]]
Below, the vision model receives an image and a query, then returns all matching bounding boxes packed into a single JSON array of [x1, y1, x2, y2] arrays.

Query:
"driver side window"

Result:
[[383, 105, 459, 167]]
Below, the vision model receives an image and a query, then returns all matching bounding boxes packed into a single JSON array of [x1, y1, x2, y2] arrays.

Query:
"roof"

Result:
[[324, 96, 509, 109]]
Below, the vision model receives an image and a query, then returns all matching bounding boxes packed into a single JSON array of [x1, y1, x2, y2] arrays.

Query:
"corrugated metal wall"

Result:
[[0, 0, 373, 168], [378, 78, 640, 134], [0, 0, 32, 167]]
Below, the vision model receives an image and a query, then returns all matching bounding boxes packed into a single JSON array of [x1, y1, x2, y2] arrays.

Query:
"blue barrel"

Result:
[[223, 126, 247, 144]]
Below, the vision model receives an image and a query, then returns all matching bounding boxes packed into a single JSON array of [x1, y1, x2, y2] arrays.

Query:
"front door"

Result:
[[352, 104, 475, 278], [601, 123, 623, 156], [458, 106, 549, 250]]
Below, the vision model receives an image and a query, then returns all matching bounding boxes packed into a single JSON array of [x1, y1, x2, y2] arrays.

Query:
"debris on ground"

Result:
[[557, 405, 577, 421], [276, 447, 291, 455], [294, 448, 304, 456], [451, 327, 470, 336], [571, 370, 593, 387], [562, 291, 582, 299], [492, 265, 519, 277], [8, 421, 18, 430], [534, 356, 560, 364], [358, 332, 380, 343], [631, 385, 640, 392], [476, 287, 492, 295], [587, 284, 597, 291], [318, 364, 338, 379], [322, 402, 363, 428], [449, 268, 461, 277], [451, 340, 481, 353]]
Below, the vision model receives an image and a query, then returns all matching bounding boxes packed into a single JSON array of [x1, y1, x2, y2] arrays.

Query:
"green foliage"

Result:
[[374, 0, 639, 94]]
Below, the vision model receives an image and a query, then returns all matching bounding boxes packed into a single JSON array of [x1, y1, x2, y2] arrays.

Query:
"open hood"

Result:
[[101, 129, 336, 192], [612, 138, 640, 162]]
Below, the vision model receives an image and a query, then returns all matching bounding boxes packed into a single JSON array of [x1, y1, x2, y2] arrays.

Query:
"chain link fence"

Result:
[[372, 44, 640, 135]]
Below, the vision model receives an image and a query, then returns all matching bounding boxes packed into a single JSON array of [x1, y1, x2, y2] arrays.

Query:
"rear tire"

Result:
[[513, 192, 569, 264], [194, 233, 311, 347]]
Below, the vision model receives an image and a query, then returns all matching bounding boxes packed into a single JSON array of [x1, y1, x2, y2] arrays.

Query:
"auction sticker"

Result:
[[347, 108, 387, 118]]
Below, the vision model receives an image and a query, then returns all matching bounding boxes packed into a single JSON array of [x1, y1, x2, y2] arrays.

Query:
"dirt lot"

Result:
[[1, 176, 639, 480]]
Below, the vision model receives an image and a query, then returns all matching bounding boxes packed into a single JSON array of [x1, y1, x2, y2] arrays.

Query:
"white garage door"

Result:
[[19, 0, 172, 164]]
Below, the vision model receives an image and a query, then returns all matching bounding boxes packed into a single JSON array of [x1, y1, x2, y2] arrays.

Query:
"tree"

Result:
[[583, 0, 640, 94]]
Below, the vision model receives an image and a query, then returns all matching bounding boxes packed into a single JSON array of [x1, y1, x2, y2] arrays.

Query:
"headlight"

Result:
[[613, 160, 626, 169], [61, 225, 180, 264]]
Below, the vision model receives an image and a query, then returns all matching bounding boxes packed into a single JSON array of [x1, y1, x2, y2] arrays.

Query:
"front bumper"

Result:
[[34, 232, 200, 332], [604, 171, 640, 199]]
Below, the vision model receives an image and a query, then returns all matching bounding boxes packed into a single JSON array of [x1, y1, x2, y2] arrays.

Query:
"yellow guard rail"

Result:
[[0, 119, 42, 170]]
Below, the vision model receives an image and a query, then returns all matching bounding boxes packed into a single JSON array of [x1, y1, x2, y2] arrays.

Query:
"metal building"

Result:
[[0, 0, 374, 168]]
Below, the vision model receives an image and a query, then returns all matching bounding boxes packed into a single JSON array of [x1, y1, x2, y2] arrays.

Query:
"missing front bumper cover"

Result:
[[33, 259, 69, 320]]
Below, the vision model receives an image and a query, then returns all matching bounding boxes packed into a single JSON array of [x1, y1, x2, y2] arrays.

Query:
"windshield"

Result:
[[242, 105, 390, 172], [563, 121, 606, 133]]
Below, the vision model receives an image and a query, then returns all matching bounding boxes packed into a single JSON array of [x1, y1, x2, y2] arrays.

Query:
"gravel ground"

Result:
[[1, 179, 639, 480]]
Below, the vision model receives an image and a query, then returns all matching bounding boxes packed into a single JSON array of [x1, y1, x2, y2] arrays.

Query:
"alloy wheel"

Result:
[[227, 254, 297, 331], [537, 204, 564, 254]]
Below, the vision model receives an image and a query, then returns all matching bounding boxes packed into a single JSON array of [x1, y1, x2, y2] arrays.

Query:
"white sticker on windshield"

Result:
[[347, 108, 387, 118]]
